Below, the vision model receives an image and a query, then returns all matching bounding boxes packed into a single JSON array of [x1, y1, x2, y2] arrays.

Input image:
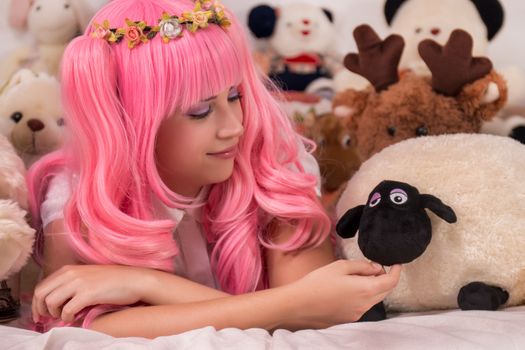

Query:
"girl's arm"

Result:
[[88, 261, 400, 338], [35, 220, 401, 337]]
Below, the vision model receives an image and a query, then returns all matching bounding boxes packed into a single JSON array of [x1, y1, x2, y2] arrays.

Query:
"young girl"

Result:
[[27, 0, 401, 338]]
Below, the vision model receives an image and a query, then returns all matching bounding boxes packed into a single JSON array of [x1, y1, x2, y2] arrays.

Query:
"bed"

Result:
[[2, 306, 525, 349]]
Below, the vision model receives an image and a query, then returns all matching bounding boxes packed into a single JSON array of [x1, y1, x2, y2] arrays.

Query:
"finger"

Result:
[[33, 276, 72, 320], [61, 295, 90, 324], [331, 259, 384, 276], [370, 264, 402, 293], [44, 286, 76, 319]]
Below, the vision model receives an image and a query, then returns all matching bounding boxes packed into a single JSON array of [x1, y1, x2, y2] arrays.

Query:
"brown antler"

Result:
[[343, 24, 405, 92], [418, 29, 493, 96]]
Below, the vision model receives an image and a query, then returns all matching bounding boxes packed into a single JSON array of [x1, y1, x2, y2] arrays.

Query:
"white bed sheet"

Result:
[[1, 306, 524, 349]]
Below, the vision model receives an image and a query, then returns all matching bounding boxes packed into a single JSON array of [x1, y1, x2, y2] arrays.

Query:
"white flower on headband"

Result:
[[159, 18, 182, 42]]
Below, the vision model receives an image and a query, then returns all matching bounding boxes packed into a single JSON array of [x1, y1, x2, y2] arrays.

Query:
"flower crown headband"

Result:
[[91, 0, 231, 49]]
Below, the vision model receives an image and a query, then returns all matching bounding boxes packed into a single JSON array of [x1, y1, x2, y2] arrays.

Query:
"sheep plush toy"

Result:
[[247, 3, 342, 95], [335, 133, 525, 320]]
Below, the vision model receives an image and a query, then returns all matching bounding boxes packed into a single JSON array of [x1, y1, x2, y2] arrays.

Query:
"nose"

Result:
[[27, 119, 45, 132], [430, 28, 440, 36], [303, 19, 310, 25], [217, 112, 244, 139]]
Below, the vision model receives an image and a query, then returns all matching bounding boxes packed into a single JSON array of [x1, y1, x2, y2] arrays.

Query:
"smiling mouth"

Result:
[[207, 145, 238, 158]]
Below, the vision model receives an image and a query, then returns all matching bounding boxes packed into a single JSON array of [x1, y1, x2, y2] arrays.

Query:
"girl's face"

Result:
[[155, 86, 244, 197]]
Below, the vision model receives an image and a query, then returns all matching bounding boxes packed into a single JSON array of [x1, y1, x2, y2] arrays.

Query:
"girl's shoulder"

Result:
[[40, 171, 73, 228]]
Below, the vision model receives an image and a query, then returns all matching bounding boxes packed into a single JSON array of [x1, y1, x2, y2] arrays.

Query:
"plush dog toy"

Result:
[[336, 133, 525, 319], [248, 3, 342, 94], [333, 25, 507, 160], [0, 69, 65, 167]]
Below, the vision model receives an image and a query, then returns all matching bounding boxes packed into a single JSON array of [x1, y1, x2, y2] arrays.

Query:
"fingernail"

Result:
[[372, 262, 382, 269]]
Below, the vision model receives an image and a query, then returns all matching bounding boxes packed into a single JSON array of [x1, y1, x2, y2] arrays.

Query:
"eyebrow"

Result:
[[203, 95, 217, 102], [202, 86, 237, 102]]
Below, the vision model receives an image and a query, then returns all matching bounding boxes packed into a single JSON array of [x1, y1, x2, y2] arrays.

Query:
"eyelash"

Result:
[[188, 92, 243, 120]]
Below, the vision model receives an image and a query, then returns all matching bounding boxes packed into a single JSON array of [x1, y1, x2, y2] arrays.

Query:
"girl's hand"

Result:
[[287, 259, 401, 325], [32, 265, 150, 323]]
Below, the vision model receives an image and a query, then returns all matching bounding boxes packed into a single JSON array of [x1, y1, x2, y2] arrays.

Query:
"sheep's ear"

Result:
[[336, 205, 365, 239], [420, 194, 457, 224]]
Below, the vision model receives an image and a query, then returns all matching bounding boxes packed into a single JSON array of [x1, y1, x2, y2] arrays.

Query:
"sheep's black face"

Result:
[[358, 181, 432, 265]]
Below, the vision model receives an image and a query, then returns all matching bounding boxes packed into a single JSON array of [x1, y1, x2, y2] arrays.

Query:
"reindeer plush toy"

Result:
[[333, 25, 507, 160]]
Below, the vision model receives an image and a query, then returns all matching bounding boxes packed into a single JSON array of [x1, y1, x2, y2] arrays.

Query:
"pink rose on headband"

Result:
[[125, 26, 143, 43]]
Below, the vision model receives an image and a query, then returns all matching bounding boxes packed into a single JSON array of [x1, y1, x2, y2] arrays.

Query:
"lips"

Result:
[[301, 30, 310, 36], [207, 145, 238, 158]]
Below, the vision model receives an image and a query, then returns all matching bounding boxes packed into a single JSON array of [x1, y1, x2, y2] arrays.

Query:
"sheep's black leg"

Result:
[[358, 301, 386, 322], [457, 282, 509, 311]]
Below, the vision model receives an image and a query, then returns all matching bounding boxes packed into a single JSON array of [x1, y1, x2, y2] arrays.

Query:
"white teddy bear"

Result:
[[0, 0, 102, 82], [0, 69, 65, 168], [336, 134, 525, 314]]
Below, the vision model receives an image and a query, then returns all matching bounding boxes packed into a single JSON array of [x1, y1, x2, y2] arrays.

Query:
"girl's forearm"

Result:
[[89, 284, 301, 338], [139, 269, 230, 305]]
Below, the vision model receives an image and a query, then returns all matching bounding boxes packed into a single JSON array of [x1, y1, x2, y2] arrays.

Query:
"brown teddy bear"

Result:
[[333, 25, 507, 161]]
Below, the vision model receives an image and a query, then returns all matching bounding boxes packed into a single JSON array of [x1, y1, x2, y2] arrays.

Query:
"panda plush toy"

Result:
[[248, 3, 342, 94]]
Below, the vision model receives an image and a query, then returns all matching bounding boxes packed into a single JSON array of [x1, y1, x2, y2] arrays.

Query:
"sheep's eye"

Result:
[[57, 118, 66, 126], [36, 5, 42, 11], [369, 192, 381, 207], [415, 27, 422, 34], [390, 189, 408, 205], [64, 3, 70, 9]]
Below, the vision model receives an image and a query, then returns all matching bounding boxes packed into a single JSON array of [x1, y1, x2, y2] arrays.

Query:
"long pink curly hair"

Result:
[[27, 0, 331, 328]]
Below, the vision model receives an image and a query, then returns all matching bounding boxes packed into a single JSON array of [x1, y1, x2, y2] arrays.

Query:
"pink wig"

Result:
[[27, 0, 331, 327]]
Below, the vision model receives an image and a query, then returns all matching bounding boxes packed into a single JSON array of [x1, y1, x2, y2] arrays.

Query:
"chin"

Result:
[[208, 164, 235, 184]]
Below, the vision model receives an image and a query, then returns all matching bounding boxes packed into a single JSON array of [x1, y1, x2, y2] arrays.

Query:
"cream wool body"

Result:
[[336, 134, 525, 311]]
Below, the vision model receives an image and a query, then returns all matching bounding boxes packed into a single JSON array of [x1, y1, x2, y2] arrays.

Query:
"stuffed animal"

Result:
[[308, 112, 361, 195], [333, 25, 507, 161], [335, 133, 525, 319], [0, 133, 35, 321], [247, 3, 342, 95], [382, 0, 525, 134], [0, 69, 65, 167], [0, 0, 99, 81], [481, 111, 525, 144]]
